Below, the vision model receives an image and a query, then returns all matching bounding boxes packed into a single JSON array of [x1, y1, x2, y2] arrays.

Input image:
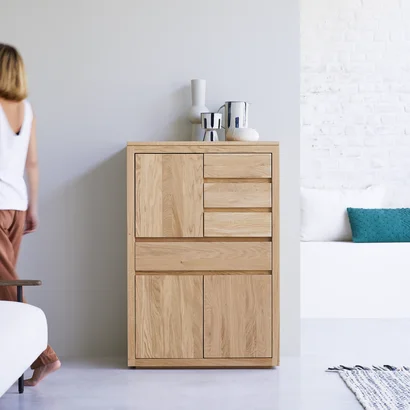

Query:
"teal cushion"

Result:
[[347, 208, 410, 243]]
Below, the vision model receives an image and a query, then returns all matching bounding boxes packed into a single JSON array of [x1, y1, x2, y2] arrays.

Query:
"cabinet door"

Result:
[[204, 275, 272, 358], [135, 154, 203, 237], [135, 275, 203, 359]]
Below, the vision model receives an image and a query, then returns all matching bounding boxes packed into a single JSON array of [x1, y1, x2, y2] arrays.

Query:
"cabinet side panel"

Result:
[[127, 148, 136, 364], [272, 148, 280, 365]]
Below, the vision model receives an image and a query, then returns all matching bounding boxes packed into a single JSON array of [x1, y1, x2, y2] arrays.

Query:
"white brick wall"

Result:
[[301, 0, 410, 199]]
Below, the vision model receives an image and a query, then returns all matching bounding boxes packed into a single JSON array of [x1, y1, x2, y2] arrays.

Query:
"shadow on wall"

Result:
[[22, 150, 127, 358]]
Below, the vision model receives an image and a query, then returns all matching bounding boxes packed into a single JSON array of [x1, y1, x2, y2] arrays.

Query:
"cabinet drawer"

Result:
[[204, 154, 271, 178], [204, 183, 271, 208], [204, 213, 272, 237], [135, 242, 272, 271]]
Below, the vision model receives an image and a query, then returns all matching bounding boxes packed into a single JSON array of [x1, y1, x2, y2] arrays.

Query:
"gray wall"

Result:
[[0, 0, 300, 358]]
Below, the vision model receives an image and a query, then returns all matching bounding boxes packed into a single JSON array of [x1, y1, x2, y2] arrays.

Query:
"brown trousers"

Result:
[[0, 210, 58, 369]]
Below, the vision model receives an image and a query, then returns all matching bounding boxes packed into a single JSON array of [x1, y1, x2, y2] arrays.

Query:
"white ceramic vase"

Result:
[[189, 79, 209, 141], [226, 127, 260, 142]]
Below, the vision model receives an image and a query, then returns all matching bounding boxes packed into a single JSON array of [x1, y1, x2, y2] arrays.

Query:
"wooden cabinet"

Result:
[[127, 142, 279, 368]]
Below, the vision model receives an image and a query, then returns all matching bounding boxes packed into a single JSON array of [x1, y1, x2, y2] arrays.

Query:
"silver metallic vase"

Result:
[[218, 101, 250, 130], [201, 112, 222, 142]]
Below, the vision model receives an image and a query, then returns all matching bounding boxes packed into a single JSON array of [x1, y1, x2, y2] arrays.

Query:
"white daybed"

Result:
[[301, 242, 410, 319], [0, 301, 47, 397]]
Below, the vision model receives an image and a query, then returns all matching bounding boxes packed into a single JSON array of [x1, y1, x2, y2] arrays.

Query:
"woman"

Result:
[[0, 44, 60, 386]]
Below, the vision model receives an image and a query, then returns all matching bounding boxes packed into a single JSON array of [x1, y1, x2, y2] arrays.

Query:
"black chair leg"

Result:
[[17, 286, 23, 303], [18, 375, 24, 394], [17, 285, 24, 394]]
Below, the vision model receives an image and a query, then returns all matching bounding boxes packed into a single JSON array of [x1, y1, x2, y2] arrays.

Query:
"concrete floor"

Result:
[[2, 319, 410, 410], [1, 357, 358, 410]]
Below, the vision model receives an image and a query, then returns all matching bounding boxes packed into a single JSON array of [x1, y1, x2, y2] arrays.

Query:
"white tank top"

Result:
[[0, 100, 33, 210]]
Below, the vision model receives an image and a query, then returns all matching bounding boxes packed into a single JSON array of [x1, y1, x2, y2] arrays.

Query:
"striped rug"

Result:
[[328, 365, 410, 410]]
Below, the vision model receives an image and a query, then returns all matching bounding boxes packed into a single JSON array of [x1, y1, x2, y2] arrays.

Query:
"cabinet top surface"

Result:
[[127, 141, 279, 146]]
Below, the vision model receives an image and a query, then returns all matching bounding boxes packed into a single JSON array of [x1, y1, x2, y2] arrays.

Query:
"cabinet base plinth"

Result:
[[128, 358, 277, 368]]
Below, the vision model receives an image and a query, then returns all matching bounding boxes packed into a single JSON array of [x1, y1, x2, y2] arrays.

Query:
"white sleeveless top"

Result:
[[0, 100, 33, 210]]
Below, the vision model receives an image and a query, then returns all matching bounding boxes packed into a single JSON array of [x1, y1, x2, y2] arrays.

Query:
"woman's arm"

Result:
[[24, 116, 39, 234]]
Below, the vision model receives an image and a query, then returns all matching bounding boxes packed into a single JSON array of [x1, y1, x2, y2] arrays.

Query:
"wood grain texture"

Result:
[[204, 183, 271, 208], [204, 213, 272, 237], [128, 358, 275, 368], [135, 276, 203, 359], [135, 271, 271, 275], [204, 178, 272, 183], [127, 141, 279, 154], [162, 154, 203, 237], [135, 242, 272, 271], [204, 275, 272, 358], [205, 207, 272, 213], [135, 154, 162, 237], [127, 147, 136, 363], [135, 154, 203, 237], [127, 141, 278, 147], [272, 146, 280, 364], [135, 237, 271, 242], [126, 144, 278, 154], [204, 154, 271, 178]]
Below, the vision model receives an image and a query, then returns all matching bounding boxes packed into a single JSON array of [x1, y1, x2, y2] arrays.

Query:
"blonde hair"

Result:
[[0, 44, 28, 102]]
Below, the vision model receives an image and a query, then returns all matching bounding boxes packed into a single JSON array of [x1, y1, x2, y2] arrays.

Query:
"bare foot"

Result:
[[24, 360, 61, 387]]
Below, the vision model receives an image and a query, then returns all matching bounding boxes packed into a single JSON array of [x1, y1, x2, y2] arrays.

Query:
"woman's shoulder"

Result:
[[23, 99, 34, 120], [23, 99, 32, 110]]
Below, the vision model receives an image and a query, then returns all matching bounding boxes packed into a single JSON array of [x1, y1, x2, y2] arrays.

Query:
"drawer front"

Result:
[[135, 242, 272, 271], [204, 213, 272, 237], [204, 183, 271, 208], [204, 154, 271, 178]]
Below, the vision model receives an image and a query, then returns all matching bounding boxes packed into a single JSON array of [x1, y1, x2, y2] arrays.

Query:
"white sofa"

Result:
[[0, 301, 47, 397], [301, 242, 410, 318]]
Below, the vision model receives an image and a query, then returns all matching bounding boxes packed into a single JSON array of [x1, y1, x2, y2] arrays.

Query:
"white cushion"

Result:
[[300, 186, 385, 241], [0, 301, 47, 397]]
